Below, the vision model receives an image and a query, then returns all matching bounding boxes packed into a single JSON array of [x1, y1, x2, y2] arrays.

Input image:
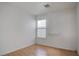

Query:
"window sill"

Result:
[[37, 37, 46, 39]]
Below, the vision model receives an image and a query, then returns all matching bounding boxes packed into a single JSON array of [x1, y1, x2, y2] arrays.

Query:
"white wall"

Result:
[[37, 8, 77, 51], [0, 4, 35, 55], [76, 3, 79, 55]]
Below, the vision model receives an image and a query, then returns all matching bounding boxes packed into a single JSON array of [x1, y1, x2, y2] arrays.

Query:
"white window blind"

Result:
[[37, 19, 46, 38], [37, 20, 46, 28]]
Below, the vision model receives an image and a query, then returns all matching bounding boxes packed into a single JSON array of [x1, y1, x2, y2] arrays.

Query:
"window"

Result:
[[37, 20, 46, 28], [37, 19, 46, 38]]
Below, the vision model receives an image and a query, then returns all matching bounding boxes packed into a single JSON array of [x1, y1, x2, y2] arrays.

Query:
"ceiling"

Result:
[[0, 2, 76, 15]]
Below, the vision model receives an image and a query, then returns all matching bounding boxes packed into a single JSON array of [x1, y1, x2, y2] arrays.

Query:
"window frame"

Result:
[[36, 19, 46, 39]]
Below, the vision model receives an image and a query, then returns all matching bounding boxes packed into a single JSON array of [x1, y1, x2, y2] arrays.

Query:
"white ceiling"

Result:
[[0, 2, 76, 15]]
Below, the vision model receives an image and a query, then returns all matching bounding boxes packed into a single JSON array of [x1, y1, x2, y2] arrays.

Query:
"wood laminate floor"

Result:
[[5, 44, 77, 56]]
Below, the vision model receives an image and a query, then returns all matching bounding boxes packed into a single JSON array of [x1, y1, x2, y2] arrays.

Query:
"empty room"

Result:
[[1, 2, 79, 56]]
